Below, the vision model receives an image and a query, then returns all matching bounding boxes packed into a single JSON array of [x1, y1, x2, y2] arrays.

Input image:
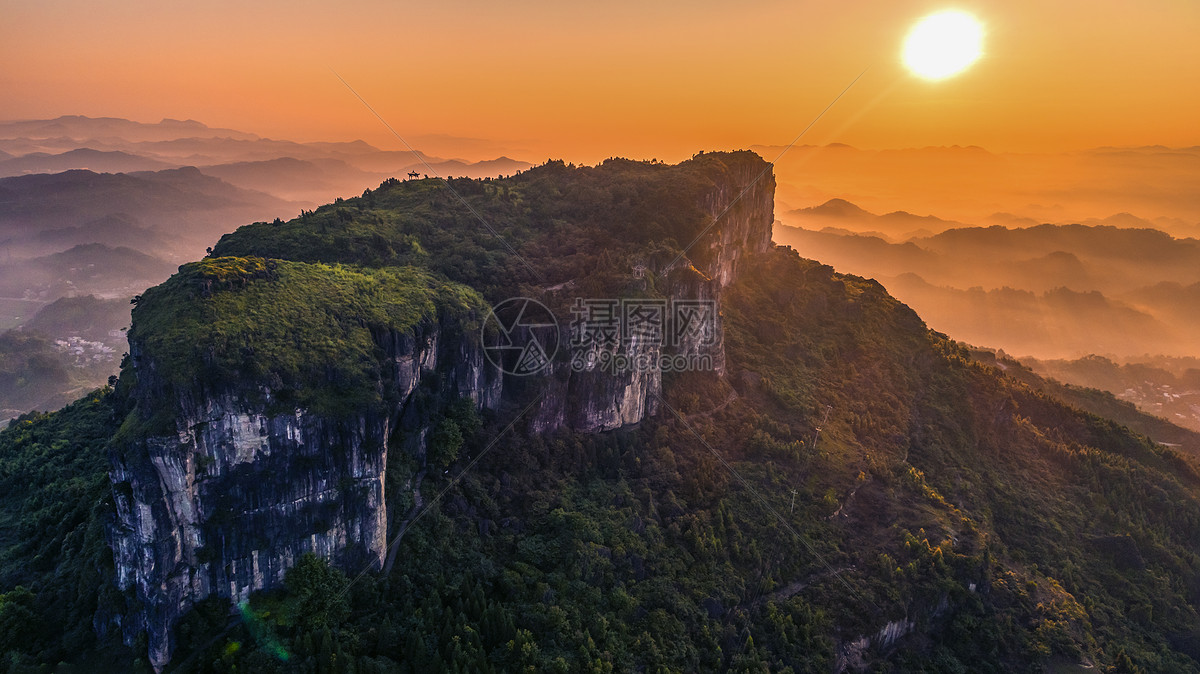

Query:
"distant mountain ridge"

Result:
[[0, 115, 535, 205], [0, 167, 298, 261], [786, 198, 968, 239], [774, 218, 1200, 359], [760, 143, 1200, 236], [0, 148, 176, 177], [0, 115, 259, 144]]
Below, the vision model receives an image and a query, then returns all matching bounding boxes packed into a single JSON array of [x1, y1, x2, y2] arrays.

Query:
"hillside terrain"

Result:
[[0, 296, 132, 425], [1016, 355, 1200, 435], [1, 153, 1199, 673], [773, 221, 1200, 360]]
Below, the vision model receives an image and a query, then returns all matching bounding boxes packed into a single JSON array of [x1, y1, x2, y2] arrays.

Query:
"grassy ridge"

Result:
[[127, 257, 485, 419], [211, 152, 767, 300]]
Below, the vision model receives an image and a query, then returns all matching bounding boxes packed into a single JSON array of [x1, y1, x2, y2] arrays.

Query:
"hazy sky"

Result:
[[3, 0, 1198, 162]]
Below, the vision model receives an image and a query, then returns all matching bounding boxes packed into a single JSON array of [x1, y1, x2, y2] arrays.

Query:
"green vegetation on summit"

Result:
[[128, 256, 485, 419], [212, 152, 765, 299]]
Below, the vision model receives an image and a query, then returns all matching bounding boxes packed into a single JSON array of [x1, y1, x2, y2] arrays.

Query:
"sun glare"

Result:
[[903, 10, 984, 80]]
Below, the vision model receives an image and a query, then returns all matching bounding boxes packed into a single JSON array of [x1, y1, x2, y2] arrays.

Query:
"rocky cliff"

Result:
[[108, 261, 503, 669], [530, 156, 773, 432], [107, 152, 775, 669]]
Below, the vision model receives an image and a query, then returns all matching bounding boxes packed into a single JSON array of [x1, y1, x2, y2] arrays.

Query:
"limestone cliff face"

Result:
[[107, 153, 774, 670], [696, 157, 776, 287], [109, 320, 501, 671], [531, 161, 774, 432], [110, 400, 390, 669]]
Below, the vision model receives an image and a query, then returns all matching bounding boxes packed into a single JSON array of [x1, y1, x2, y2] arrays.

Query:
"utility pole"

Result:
[[790, 488, 798, 514], [811, 405, 833, 450]]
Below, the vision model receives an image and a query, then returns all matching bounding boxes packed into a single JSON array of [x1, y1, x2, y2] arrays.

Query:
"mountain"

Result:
[[879, 273, 1182, 359], [197, 157, 382, 203], [1124, 281, 1200, 329], [22, 213, 174, 257], [0, 331, 75, 422], [3, 153, 1200, 673], [773, 222, 1200, 359], [0, 243, 175, 304], [0, 295, 130, 425], [0, 167, 298, 258], [0, 148, 177, 177], [1016, 353, 1200, 434], [983, 212, 1040, 228], [784, 198, 968, 239], [24, 294, 130, 344], [799, 197, 874, 219], [972, 349, 1200, 446], [913, 224, 1198, 272], [773, 224, 943, 278], [107, 136, 415, 167], [0, 115, 259, 144], [0, 116, 536, 209]]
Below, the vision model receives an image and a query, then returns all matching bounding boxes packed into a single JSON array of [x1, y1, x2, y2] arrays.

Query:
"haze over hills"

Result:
[[879, 274, 1178, 358], [195, 157, 384, 203], [1015, 353, 1200, 434], [0, 148, 177, 177], [0, 167, 297, 260], [0, 115, 258, 144], [14, 243, 175, 296], [776, 219, 1200, 292], [0, 295, 130, 422], [762, 143, 1200, 238], [0, 115, 534, 207], [774, 201, 1200, 429], [774, 215, 1200, 359], [785, 197, 969, 240]]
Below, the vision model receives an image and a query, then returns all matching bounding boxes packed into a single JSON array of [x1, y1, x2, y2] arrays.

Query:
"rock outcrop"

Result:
[[110, 312, 501, 670], [531, 158, 774, 432]]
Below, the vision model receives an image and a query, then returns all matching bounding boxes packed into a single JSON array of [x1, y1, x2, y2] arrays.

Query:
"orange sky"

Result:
[[3, 0, 1198, 163]]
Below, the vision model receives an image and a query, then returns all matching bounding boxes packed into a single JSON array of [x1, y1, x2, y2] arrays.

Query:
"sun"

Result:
[[903, 10, 984, 80]]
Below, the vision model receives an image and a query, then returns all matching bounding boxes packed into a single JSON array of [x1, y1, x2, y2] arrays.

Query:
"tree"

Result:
[[427, 417, 464, 469], [284, 553, 350, 632], [0, 586, 40, 653], [1106, 649, 1144, 674], [426, 398, 479, 469]]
